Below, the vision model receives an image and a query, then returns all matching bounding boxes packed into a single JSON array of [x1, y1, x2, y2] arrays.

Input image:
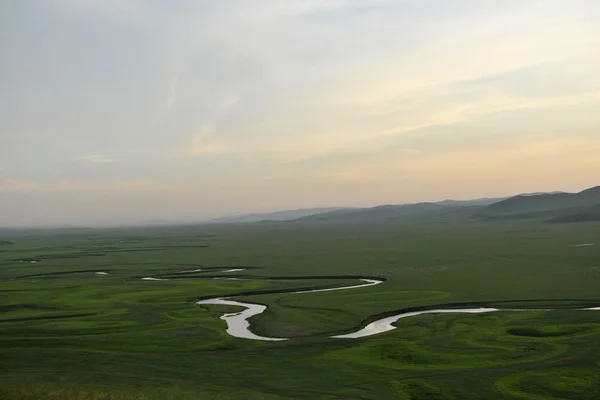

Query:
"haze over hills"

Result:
[[1, 188, 597, 228], [295, 203, 447, 222], [135, 187, 600, 225], [433, 198, 506, 207], [520, 191, 567, 197], [206, 198, 506, 224], [207, 207, 353, 224], [289, 186, 600, 224]]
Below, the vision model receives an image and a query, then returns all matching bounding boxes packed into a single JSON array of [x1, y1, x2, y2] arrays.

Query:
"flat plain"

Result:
[[1, 218, 599, 399]]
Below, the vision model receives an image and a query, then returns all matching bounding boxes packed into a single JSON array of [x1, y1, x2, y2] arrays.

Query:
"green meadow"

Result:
[[1, 219, 599, 399]]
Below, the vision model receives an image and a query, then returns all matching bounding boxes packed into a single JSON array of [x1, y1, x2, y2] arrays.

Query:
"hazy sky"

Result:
[[1, 0, 600, 226]]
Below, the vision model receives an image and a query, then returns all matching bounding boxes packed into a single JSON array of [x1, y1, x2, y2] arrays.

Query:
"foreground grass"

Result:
[[0, 382, 266, 400], [1, 385, 147, 400]]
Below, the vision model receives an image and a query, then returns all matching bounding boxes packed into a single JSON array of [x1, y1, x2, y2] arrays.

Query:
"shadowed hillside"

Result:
[[291, 187, 600, 224], [483, 186, 600, 215]]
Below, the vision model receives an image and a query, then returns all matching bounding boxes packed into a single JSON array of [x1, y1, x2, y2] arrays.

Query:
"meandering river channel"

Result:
[[142, 268, 600, 341]]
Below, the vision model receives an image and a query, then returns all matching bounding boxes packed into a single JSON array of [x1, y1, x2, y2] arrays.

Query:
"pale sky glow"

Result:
[[1, 0, 600, 226]]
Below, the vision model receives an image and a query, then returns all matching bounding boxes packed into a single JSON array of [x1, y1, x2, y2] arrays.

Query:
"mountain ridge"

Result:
[[482, 186, 600, 215], [203, 188, 598, 225]]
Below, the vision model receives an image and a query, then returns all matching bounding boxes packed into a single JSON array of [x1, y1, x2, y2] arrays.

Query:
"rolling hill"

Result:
[[468, 186, 600, 223], [481, 186, 600, 215], [203, 187, 600, 225], [292, 197, 507, 222]]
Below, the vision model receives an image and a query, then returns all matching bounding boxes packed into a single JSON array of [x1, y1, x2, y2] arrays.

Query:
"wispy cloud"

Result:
[[314, 133, 600, 188], [0, 179, 149, 193], [160, 68, 181, 113], [78, 154, 125, 163], [188, 125, 228, 156], [181, 8, 600, 163]]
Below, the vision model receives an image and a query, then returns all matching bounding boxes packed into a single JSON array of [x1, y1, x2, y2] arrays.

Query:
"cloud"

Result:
[[185, 84, 600, 164], [78, 154, 125, 163], [313, 132, 600, 189], [221, 94, 240, 110], [180, 4, 600, 164], [189, 142, 225, 156], [187, 125, 227, 156], [160, 70, 180, 112], [0, 178, 151, 193]]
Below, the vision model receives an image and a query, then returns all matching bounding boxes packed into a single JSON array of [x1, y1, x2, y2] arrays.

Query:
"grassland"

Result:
[[1, 218, 599, 399]]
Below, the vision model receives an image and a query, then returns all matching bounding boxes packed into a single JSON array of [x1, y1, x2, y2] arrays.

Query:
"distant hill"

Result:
[[482, 186, 600, 215], [209, 197, 506, 224], [291, 197, 507, 223], [290, 188, 600, 224], [203, 187, 599, 225], [0, 240, 14, 246], [208, 207, 351, 224], [470, 186, 600, 222], [294, 202, 448, 222]]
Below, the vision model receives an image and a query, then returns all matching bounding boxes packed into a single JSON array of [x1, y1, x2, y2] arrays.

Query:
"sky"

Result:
[[1, 0, 600, 226]]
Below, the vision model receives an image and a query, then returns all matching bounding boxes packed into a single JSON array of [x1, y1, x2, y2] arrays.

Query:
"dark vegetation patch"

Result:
[[506, 326, 590, 337], [194, 234, 223, 238], [0, 241, 14, 246], [474, 210, 557, 221], [13, 254, 105, 261], [498, 368, 600, 400], [0, 313, 96, 323], [0, 304, 59, 313], [547, 209, 600, 223], [585, 267, 600, 275], [101, 246, 209, 253]]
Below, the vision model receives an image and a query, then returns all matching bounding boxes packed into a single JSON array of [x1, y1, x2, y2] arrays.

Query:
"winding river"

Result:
[[197, 297, 288, 341], [142, 268, 600, 342], [331, 307, 500, 338], [197, 278, 383, 341]]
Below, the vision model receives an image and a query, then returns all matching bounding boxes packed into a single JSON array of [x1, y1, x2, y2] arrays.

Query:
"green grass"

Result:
[[0, 219, 599, 399]]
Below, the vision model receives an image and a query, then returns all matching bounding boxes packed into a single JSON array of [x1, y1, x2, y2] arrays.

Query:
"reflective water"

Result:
[[332, 308, 499, 338]]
